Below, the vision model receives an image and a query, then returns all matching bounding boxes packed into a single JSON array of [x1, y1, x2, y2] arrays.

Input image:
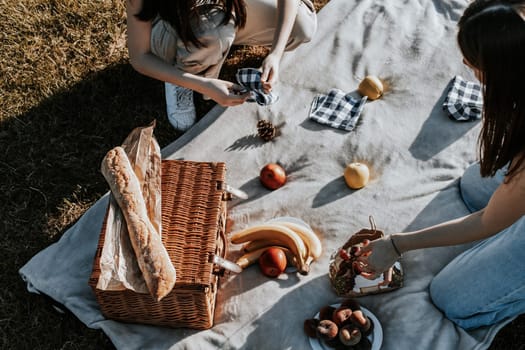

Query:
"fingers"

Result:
[[260, 67, 275, 94], [221, 85, 250, 106], [352, 260, 367, 274], [360, 271, 381, 280], [352, 239, 372, 257], [353, 239, 387, 281], [261, 81, 272, 94], [230, 84, 249, 95], [260, 66, 272, 83], [217, 97, 247, 107], [223, 97, 248, 106], [379, 268, 393, 286], [356, 260, 388, 282], [357, 239, 373, 255], [353, 257, 380, 280], [227, 99, 246, 106]]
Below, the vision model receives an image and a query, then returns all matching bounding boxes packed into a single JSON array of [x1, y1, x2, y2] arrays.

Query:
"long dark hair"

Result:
[[135, 0, 246, 48], [458, 0, 525, 179]]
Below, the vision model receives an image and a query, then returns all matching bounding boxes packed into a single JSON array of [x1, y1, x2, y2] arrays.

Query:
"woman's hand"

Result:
[[260, 52, 281, 93], [202, 78, 251, 106], [357, 236, 401, 284]]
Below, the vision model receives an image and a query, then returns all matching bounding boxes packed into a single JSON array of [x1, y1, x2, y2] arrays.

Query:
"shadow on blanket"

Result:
[[409, 84, 480, 161]]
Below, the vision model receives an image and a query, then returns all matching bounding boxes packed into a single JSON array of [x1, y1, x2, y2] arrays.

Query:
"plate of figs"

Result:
[[304, 299, 382, 350]]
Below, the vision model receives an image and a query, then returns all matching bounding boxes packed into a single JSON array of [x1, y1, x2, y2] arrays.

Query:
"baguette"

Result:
[[101, 146, 176, 301]]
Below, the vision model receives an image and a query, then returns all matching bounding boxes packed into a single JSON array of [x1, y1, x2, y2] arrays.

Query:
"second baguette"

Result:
[[101, 146, 176, 301]]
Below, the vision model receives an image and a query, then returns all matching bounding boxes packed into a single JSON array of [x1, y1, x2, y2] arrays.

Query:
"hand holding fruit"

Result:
[[357, 236, 400, 284]]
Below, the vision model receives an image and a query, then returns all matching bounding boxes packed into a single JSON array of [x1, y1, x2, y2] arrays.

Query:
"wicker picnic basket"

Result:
[[89, 160, 229, 329]]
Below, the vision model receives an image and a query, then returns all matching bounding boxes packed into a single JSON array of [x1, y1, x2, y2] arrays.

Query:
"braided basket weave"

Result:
[[89, 160, 228, 329]]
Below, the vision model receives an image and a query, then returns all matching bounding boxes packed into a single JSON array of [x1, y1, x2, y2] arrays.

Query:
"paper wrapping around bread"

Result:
[[329, 218, 403, 297], [97, 123, 175, 301], [121, 123, 162, 235]]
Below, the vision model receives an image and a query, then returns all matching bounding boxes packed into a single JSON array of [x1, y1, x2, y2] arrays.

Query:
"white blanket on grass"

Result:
[[19, 0, 512, 348]]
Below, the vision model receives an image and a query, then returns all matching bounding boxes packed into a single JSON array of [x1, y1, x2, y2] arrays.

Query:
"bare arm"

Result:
[[126, 0, 249, 106], [260, 0, 299, 89], [271, 0, 299, 60], [361, 162, 525, 275]]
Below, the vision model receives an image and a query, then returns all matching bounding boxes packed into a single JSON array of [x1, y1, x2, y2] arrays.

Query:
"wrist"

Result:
[[268, 48, 284, 61], [178, 73, 209, 96], [389, 234, 404, 257]]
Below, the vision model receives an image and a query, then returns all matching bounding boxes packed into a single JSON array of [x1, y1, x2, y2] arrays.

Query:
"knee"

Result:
[[429, 275, 450, 316], [287, 1, 317, 49], [429, 273, 473, 328], [292, 17, 316, 44], [430, 272, 469, 320], [286, 21, 316, 51], [293, 26, 315, 46]]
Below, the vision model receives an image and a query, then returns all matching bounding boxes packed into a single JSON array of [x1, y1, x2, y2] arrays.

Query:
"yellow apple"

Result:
[[344, 162, 370, 189], [357, 75, 384, 100]]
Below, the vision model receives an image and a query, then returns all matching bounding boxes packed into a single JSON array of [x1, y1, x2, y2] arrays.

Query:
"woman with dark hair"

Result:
[[126, 0, 317, 131], [357, 0, 525, 330]]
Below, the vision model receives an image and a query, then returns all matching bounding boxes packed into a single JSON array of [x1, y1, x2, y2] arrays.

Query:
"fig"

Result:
[[316, 319, 338, 341], [324, 337, 344, 348], [332, 306, 353, 326], [319, 305, 336, 321], [354, 336, 372, 350], [339, 324, 362, 346], [303, 318, 319, 338], [350, 310, 373, 336], [341, 298, 361, 311]]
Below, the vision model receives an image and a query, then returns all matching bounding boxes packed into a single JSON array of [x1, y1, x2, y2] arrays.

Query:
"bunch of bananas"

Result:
[[230, 218, 322, 275]]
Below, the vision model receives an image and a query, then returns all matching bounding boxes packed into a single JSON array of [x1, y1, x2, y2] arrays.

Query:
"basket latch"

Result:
[[209, 253, 242, 275], [218, 182, 248, 201]]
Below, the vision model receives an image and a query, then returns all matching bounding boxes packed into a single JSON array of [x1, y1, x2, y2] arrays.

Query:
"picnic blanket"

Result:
[[19, 0, 513, 349]]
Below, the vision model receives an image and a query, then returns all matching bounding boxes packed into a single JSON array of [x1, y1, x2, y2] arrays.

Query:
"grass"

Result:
[[1, 0, 523, 349]]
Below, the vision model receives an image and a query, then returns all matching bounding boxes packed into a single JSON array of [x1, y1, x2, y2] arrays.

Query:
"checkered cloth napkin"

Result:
[[309, 89, 368, 131], [442, 75, 483, 121], [235, 68, 279, 106]]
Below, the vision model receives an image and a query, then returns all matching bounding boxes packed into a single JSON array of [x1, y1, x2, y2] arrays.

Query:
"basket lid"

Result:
[[161, 160, 227, 287]]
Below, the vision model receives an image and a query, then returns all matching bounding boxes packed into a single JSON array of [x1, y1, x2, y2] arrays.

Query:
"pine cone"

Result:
[[257, 120, 276, 142]]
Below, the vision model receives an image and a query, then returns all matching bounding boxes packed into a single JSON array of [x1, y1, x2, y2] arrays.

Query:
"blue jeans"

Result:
[[429, 162, 525, 330]]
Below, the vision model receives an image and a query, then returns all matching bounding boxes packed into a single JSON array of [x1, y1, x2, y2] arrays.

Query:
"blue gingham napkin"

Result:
[[442, 75, 483, 121], [309, 89, 367, 131], [235, 68, 279, 106]]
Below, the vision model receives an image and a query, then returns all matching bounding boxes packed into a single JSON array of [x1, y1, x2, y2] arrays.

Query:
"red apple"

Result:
[[260, 163, 287, 190], [259, 247, 287, 277]]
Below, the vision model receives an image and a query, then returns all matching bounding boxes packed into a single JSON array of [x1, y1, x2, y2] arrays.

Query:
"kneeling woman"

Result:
[[126, 0, 317, 131], [358, 0, 525, 330]]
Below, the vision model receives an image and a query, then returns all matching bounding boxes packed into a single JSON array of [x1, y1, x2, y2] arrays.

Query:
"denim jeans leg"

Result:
[[429, 216, 525, 329]]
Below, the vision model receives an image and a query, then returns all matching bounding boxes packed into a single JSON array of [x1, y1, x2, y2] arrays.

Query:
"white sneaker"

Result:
[[165, 82, 196, 132]]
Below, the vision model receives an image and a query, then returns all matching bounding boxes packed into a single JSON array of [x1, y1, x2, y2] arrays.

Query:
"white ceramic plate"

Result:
[[308, 304, 383, 350]]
